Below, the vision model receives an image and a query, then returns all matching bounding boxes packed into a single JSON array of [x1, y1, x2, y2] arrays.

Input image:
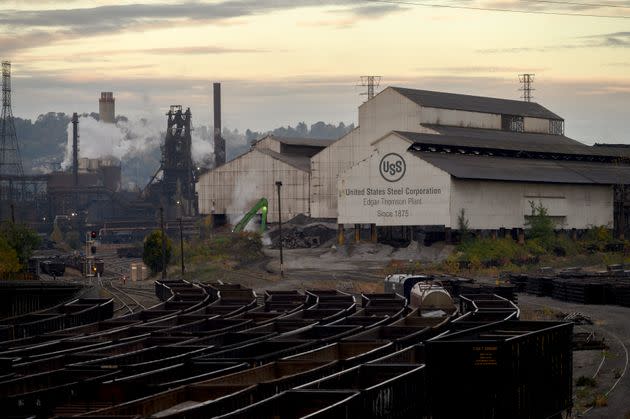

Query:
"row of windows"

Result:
[[501, 115, 565, 135]]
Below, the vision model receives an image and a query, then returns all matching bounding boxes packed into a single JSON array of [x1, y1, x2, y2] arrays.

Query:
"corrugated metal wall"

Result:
[[197, 149, 310, 223]]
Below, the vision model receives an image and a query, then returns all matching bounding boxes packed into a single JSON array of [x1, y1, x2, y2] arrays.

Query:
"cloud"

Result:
[[348, 3, 404, 17], [416, 65, 547, 74], [581, 31, 630, 47], [478, 31, 630, 53], [0, 1, 397, 53]]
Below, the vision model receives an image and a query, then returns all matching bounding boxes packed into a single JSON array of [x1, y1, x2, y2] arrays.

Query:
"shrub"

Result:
[[143, 230, 172, 274], [575, 376, 597, 387], [525, 201, 555, 247], [458, 237, 525, 265], [593, 394, 608, 407], [582, 225, 617, 252]]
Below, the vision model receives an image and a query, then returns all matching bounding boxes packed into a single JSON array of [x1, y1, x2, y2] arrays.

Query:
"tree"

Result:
[[0, 223, 41, 270], [0, 236, 21, 275], [143, 230, 172, 274]]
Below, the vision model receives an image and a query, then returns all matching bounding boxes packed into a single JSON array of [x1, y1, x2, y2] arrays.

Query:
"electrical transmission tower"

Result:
[[0, 61, 23, 176], [359, 76, 381, 101], [518, 73, 535, 102]]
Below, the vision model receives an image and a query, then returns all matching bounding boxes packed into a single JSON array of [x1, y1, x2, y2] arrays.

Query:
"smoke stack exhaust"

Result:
[[72, 112, 79, 187], [213, 82, 225, 167]]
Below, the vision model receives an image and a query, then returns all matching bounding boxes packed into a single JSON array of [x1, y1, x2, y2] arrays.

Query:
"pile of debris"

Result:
[[269, 215, 337, 249]]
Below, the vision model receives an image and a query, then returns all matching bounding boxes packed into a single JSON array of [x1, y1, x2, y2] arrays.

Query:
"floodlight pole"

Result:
[[275, 181, 284, 279], [160, 207, 166, 280], [179, 217, 185, 277]]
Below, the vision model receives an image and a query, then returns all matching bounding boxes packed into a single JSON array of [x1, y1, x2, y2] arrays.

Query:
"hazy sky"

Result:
[[2, 0, 629, 143]]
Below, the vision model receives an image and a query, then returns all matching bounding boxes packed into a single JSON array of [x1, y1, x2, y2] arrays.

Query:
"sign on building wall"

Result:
[[337, 144, 451, 226]]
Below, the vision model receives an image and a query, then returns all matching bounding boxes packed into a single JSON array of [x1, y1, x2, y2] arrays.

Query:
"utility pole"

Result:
[[160, 207, 166, 280], [179, 217, 185, 278], [10, 203, 14, 223], [275, 181, 284, 279]]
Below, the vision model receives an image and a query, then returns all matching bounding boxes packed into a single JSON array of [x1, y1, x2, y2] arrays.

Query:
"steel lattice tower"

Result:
[[359, 76, 381, 101], [519, 73, 535, 102], [0, 61, 23, 176]]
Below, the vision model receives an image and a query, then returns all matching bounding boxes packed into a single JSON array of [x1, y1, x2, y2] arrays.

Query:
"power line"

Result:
[[365, 0, 630, 19], [519, 0, 630, 9]]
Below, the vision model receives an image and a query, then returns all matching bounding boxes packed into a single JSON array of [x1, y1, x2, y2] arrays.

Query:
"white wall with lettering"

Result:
[[338, 134, 451, 226]]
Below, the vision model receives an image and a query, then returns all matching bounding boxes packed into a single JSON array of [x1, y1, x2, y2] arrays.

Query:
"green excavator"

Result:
[[232, 198, 268, 233]]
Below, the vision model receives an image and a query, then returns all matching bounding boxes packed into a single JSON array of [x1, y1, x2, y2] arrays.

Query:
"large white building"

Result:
[[197, 86, 629, 236]]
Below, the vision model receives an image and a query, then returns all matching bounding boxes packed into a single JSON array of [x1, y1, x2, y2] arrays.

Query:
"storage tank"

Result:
[[409, 282, 455, 311]]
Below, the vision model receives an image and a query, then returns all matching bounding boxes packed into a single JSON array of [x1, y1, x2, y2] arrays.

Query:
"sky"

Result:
[[2, 0, 630, 144]]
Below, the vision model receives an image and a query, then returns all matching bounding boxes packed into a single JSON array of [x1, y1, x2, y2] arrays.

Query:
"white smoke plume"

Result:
[[228, 170, 264, 232], [61, 115, 214, 171]]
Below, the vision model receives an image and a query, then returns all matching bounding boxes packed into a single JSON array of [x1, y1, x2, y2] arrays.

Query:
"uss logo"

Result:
[[379, 153, 406, 182]]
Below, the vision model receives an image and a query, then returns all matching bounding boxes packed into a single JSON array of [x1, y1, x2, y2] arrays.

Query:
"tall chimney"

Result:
[[99, 92, 115, 123], [72, 112, 79, 187], [213, 82, 225, 167]]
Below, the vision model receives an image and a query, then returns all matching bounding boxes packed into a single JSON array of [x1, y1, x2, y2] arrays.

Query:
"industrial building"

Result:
[[197, 134, 334, 223], [197, 86, 630, 239]]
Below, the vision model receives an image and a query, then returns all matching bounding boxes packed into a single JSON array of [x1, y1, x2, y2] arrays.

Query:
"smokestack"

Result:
[[72, 112, 79, 187], [99, 91, 115, 123], [213, 83, 225, 167]]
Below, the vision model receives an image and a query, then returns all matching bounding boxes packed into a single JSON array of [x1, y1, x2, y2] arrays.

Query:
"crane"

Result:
[[232, 198, 268, 233]]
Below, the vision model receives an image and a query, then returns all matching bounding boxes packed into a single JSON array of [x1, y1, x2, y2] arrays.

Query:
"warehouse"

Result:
[[310, 86, 567, 219], [196, 134, 334, 223], [197, 86, 629, 237], [337, 130, 627, 235]]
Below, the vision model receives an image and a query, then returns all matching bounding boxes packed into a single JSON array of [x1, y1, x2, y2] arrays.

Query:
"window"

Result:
[[501, 115, 524, 132], [549, 120, 564, 135]]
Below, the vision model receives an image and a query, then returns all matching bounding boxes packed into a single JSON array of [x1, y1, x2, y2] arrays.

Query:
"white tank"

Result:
[[409, 282, 455, 312]]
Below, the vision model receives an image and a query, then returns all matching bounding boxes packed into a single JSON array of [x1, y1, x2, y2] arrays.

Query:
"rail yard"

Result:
[[1, 267, 629, 418]]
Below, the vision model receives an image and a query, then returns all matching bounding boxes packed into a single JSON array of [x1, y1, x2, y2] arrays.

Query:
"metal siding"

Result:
[[420, 107, 501, 130], [338, 136, 452, 226], [196, 150, 310, 223], [523, 117, 551, 134], [254, 136, 281, 153], [450, 179, 613, 229]]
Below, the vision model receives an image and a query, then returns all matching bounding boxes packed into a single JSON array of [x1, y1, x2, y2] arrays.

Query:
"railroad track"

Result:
[[99, 277, 146, 315]]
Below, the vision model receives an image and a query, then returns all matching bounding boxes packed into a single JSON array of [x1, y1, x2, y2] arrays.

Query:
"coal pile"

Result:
[[270, 216, 337, 249]]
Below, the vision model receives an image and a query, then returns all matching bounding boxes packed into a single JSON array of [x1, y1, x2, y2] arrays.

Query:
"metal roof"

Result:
[[412, 151, 630, 184], [391, 87, 564, 120], [395, 127, 619, 157], [255, 148, 311, 172], [266, 135, 336, 147]]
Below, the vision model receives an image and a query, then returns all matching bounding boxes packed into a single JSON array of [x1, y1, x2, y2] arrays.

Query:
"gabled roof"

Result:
[[391, 87, 563, 120], [412, 151, 630, 185], [394, 127, 592, 156], [256, 148, 311, 172]]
